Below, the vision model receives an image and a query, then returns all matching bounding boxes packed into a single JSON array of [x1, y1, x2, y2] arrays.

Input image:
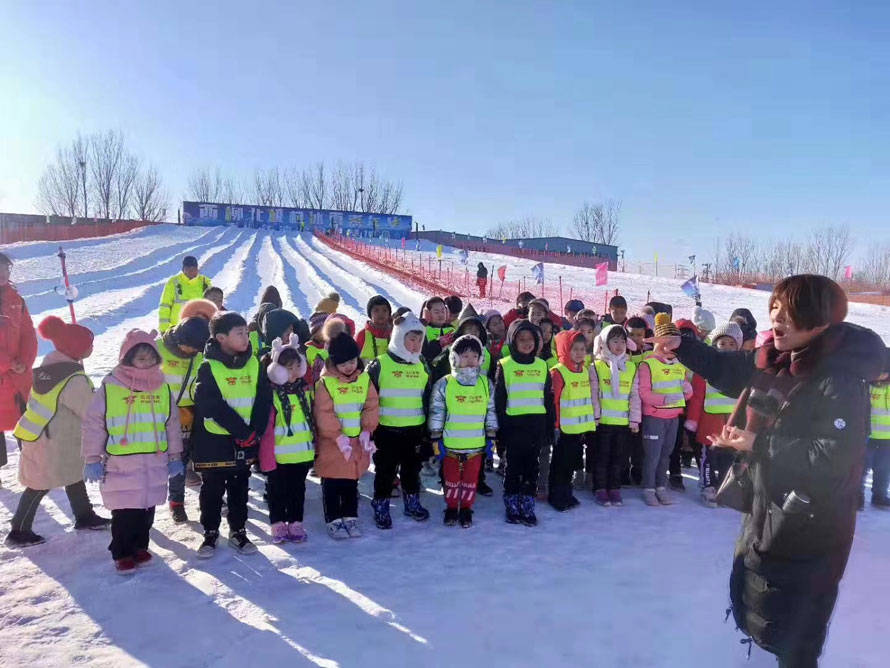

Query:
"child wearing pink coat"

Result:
[[82, 330, 183, 575]]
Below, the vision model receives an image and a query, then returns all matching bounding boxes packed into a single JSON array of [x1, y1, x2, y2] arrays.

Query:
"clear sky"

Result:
[[1, 1, 887, 263]]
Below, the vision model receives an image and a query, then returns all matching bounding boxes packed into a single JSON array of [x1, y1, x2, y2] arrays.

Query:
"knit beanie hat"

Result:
[[654, 313, 679, 338], [692, 307, 716, 335], [328, 331, 360, 365], [179, 298, 218, 321], [38, 315, 94, 360], [366, 294, 392, 318], [119, 329, 160, 363], [314, 292, 341, 315], [309, 311, 329, 336], [174, 317, 210, 351], [710, 321, 743, 349]]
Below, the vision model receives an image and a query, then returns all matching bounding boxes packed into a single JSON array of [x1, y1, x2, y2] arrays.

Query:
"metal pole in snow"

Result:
[[57, 246, 77, 323]]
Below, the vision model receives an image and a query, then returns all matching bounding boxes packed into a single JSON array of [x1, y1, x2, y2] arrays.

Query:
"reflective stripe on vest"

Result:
[[480, 348, 491, 375], [249, 330, 261, 357], [443, 375, 488, 450], [426, 325, 455, 343], [871, 384, 890, 440], [703, 383, 734, 415], [360, 332, 390, 363], [157, 338, 201, 407], [376, 354, 428, 428], [323, 373, 370, 437], [594, 359, 636, 426], [555, 364, 596, 434], [500, 356, 548, 416], [105, 383, 171, 455], [13, 372, 92, 442], [272, 392, 314, 463], [203, 356, 260, 435], [643, 358, 686, 408]]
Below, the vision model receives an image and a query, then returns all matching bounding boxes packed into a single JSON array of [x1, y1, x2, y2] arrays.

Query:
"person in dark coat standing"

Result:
[[476, 263, 488, 298], [650, 275, 883, 667]]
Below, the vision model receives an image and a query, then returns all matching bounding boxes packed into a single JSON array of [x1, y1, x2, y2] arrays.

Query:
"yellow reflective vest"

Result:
[[359, 330, 390, 365], [443, 375, 488, 451], [500, 356, 548, 416], [157, 338, 202, 408], [555, 364, 597, 434], [594, 359, 637, 426], [376, 354, 427, 428], [322, 373, 370, 437], [105, 383, 171, 455], [703, 382, 735, 415], [13, 371, 93, 442], [158, 272, 211, 333], [643, 358, 687, 409], [870, 384, 890, 440], [271, 392, 314, 463], [203, 356, 260, 435]]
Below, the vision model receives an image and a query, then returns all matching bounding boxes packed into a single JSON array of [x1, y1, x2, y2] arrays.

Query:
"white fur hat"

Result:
[[267, 336, 307, 385], [388, 311, 425, 364], [693, 307, 716, 335]]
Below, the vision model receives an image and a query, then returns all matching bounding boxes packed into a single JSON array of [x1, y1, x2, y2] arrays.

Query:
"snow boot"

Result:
[[568, 495, 581, 509], [701, 486, 718, 508], [271, 522, 289, 544], [608, 489, 623, 506], [4, 529, 46, 548], [74, 511, 111, 530], [326, 519, 349, 540], [459, 508, 473, 528], [477, 479, 494, 497], [287, 522, 308, 543], [228, 529, 258, 554], [170, 502, 189, 524], [504, 494, 522, 524], [343, 517, 362, 538], [115, 557, 137, 575], [444, 508, 459, 526], [403, 493, 430, 522], [643, 489, 660, 507], [371, 498, 393, 529], [655, 486, 674, 506], [134, 549, 153, 567], [519, 495, 538, 526], [594, 489, 611, 507], [669, 474, 686, 492], [197, 530, 219, 558]]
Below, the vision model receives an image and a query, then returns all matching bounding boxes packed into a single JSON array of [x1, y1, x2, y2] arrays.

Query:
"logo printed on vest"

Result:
[[225, 377, 237, 386]]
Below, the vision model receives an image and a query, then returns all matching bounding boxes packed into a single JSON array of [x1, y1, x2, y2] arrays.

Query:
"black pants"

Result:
[[625, 429, 644, 485], [372, 426, 422, 499], [701, 444, 734, 489], [10, 481, 94, 532], [109, 508, 155, 560], [549, 432, 584, 508], [266, 462, 311, 524], [594, 425, 629, 491], [200, 469, 250, 533], [503, 426, 544, 496], [0, 432, 7, 467], [322, 478, 358, 523]]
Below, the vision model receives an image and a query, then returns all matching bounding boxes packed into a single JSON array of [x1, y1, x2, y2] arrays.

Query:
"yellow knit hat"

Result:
[[314, 292, 341, 315], [654, 312, 679, 337]]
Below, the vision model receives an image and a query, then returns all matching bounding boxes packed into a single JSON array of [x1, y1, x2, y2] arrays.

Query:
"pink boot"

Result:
[[287, 522, 308, 543], [271, 522, 289, 544]]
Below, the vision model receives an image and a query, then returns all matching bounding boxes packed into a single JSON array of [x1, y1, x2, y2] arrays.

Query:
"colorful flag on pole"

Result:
[[595, 261, 608, 286], [436, 245, 443, 259], [844, 265, 853, 280], [497, 265, 507, 282], [401, 237, 406, 249], [532, 262, 545, 285], [681, 276, 701, 301]]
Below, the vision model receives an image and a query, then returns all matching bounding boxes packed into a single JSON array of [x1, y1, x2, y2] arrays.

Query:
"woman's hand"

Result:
[[707, 425, 755, 452], [643, 335, 681, 351]]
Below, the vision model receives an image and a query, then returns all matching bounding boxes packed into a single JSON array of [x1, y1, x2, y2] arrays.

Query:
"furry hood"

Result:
[[388, 312, 425, 364], [449, 334, 484, 374]]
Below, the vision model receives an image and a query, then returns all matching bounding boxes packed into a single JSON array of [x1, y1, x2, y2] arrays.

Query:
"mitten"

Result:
[[236, 431, 258, 448], [167, 460, 185, 478], [485, 438, 495, 459], [83, 461, 105, 483], [336, 434, 353, 460], [359, 430, 376, 454]]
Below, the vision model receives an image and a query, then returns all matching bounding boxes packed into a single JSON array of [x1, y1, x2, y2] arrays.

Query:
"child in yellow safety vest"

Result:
[[313, 332, 379, 540], [81, 330, 183, 575], [591, 325, 641, 507], [258, 337, 315, 543], [863, 347, 890, 508], [428, 334, 498, 528], [622, 315, 653, 486], [355, 295, 393, 365], [638, 314, 693, 507], [685, 322, 744, 508]]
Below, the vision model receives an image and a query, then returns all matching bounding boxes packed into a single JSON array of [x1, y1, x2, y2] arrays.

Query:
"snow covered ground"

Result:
[[1, 225, 888, 667]]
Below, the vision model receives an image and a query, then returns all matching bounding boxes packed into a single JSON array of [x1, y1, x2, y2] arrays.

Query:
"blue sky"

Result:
[[1, 1, 887, 262]]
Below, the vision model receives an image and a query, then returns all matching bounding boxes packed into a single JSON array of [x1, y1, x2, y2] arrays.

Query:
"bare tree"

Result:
[[219, 175, 243, 205], [806, 225, 852, 280], [570, 200, 621, 245], [112, 153, 139, 220], [186, 167, 224, 202], [486, 216, 559, 239], [299, 162, 327, 209], [859, 242, 890, 287], [252, 167, 284, 206], [36, 136, 89, 217], [131, 165, 168, 221], [89, 130, 128, 219]]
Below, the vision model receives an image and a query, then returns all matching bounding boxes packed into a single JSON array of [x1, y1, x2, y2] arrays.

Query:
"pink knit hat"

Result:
[[119, 329, 160, 363]]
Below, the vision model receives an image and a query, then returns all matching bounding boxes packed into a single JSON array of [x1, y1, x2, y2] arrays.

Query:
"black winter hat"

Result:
[[366, 295, 392, 318], [730, 308, 758, 332], [261, 309, 300, 345], [175, 317, 210, 351], [506, 318, 542, 353], [183, 255, 198, 268], [456, 315, 488, 346], [328, 331, 360, 365]]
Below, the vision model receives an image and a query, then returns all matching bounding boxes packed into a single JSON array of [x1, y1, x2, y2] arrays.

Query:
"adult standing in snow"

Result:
[[0, 252, 37, 471], [650, 275, 883, 667], [476, 263, 488, 298], [158, 256, 211, 333]]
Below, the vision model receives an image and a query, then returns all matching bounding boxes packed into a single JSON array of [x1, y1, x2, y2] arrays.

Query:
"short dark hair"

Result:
[[769, 274, 847, 331], [444, 295, 463, 314], [123, 343, 161, 367], [182, 255, 198, 268], [517, 291, 536, 305], [625, 316, 648, 330], [210, 311, 247, 336], [609, 295, 627, 309], [204, 286, 223, 298], [277, 347, 302, 367]]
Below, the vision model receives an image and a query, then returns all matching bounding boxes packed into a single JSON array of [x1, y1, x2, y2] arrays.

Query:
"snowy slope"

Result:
[[1, 225, 888, 667]]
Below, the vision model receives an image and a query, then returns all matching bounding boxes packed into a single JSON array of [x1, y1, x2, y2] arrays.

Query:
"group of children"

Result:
[[6, 273, 889, 575]]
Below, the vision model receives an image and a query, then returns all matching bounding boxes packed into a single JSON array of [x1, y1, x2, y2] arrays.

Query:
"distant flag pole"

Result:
[[595, 261, 608, 287], [844, 265, 853, 280], [654, 252, 659, 277]]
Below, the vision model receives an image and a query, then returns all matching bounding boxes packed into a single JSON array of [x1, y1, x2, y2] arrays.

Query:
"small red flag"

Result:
[[497, 265, 507, 282], [595, 262, 608, 286]]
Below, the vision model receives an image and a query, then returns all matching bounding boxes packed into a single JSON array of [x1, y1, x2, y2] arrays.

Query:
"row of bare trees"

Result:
[[486, 200, 622, 244], [37, 131, 168, 221], [185, 162, 404, 215], [485, 216, 560, 239]]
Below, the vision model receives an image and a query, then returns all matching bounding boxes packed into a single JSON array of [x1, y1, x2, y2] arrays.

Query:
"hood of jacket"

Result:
[[32, 350, 85, 393], [455, 315, 488, 347], [203, 337, 253, 369], [505, 319, 541, 363], [448, 334, 483, 385], [556, 330, 587, 371], [388, 312, 425, 363]]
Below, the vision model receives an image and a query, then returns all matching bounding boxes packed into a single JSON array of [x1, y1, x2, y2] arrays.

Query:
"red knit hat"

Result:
[[38, 316, 94, 360]]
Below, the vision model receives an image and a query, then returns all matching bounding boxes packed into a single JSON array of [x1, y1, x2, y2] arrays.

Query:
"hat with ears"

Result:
[[119, 329, 160, 363], [267, 336, 307, 385]]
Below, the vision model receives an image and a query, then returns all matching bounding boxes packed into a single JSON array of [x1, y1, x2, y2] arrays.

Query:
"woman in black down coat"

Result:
[[652, 275, 884, 667]]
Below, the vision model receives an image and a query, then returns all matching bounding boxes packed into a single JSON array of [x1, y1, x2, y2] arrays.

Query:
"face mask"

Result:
[[455, 366, 480, 384]]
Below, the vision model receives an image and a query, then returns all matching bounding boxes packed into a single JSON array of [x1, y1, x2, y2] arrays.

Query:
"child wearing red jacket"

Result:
[[685, 322, 743, 507]]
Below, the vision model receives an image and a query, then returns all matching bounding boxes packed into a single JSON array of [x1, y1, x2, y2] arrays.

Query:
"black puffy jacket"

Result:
[[675, 323, 883, 664]]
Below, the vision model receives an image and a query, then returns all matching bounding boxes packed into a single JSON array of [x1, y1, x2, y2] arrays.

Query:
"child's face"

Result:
[[610, 306, 627, 324], [449, 309, 460, 323], [627, 327, 646, 352], [206, 290, 224, 309], [607, 334, 627, 356], [714, 336, 739, 352], [655, 342, 676, 360], [179, 344, 200, 356], [488, 316, 506, 339], [217, 326, 249, 354], [515, 329, 536, 355], [130, 345, 159, 370], [404, 331, 424, 355], [540, 322, 553, 343], [370, 304, 390, 327], [281, 325, 294, 344], [529, 306, 547, 326], [429, 303, 447, 326], [336, 358, 358, 376], [457, 350, 480, 368], [570, 340, 587, 365], [462, 323, 483, 340], [517, 296, 532, 311], [183, 265, 199, 280], [578, 323, 595, 348], [286, 359, 304, 384]]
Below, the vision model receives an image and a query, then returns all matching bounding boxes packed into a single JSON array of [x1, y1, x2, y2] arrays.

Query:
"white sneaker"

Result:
[[326, 519, 349, 540], [655, 486, 674, 506], [701, 486, 718, 508], [343, 517, 362, 538]]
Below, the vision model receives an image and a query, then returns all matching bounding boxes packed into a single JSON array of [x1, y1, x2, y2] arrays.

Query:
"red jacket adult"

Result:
[[0, 284, 38, 430]]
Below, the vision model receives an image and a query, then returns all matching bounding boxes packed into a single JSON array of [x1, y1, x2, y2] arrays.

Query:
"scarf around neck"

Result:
[[112, 364, 164, 392]]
